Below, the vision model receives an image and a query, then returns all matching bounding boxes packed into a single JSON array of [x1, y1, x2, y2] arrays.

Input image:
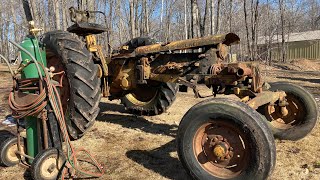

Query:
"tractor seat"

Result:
[[67, 22, 107, 36]]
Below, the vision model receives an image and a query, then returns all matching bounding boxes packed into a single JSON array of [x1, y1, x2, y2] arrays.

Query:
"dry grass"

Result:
[[0, 63, 319, 180]]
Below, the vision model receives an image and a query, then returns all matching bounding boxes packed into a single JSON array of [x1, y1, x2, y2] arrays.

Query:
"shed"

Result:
[[257, 30, 320, 61]]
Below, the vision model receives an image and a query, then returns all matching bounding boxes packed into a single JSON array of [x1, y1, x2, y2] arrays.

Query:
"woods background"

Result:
[[1, 0, 320, 63]]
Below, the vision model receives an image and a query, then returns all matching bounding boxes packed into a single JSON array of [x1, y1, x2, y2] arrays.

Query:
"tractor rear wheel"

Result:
[[120, 37, 178, 115], [42, 31, 101, 140], [177, 98, 276, 180], [121, 83, 178, 115]]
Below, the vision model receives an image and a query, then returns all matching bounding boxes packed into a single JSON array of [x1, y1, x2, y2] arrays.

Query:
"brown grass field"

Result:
[[0, 60, 319, 180]]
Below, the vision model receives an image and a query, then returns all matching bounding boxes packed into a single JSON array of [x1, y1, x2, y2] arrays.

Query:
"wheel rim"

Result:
[[40, 155, 64, 179], [46, 52, 70, 116], [266, 94, 305, 129], [193, 121, 250, 179], [6, 142, 24, 163], [125, 84, 159, 106]]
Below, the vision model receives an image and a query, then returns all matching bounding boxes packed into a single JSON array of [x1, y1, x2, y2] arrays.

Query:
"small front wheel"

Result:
[[177, 98, 276, 180], [0, 136, 25, 167], [31, 148, 66, 180]]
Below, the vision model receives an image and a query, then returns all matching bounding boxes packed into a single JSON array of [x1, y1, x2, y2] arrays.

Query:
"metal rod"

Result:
[[15, 150, 35, 160], [39, 80, 49, 150]]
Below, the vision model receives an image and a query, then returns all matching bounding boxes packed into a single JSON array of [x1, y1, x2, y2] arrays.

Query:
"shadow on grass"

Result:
[[126, 140, 191, 180], [97, 102, 178, 137], [97, 101, 189, 179]]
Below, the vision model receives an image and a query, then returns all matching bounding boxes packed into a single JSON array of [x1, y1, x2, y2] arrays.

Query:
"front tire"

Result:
[[177, 98, 276, 180], [42, 31, 101, 140], [258, 82, 318, 140]]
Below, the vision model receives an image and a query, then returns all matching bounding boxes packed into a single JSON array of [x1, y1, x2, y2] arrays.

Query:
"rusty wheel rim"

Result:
[[193, 120, 250, 179], [46, 52, 70, 117], [266, 95, 305, 129]]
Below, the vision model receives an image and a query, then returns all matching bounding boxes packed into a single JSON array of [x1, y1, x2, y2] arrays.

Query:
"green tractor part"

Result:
[[20, 36, 47, 163]]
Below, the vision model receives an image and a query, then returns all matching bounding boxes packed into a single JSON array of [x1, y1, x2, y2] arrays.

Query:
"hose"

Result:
[[8, 41, 105, 179]]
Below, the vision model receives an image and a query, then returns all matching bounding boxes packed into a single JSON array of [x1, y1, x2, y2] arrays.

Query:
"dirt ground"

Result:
[[0, 60, 319, 180]]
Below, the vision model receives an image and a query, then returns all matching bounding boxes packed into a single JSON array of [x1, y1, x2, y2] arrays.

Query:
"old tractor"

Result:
[[0, 1, 318, 180]]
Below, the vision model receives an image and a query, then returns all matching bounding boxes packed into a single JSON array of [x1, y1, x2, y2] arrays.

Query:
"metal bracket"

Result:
[[136, 57, 150, 84], [177, 78, 205, 98]]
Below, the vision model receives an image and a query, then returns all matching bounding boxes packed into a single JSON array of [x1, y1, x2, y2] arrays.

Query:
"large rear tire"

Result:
[[177, 98, 276, 180], [42, 31, 101, 140], [120, 37, 178, 115], [258, 82, 318, 140]]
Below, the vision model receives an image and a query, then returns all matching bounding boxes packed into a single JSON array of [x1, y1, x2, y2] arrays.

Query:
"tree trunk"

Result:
[[215, 0, 221, 34], [134, 0, 139, 37], [54, 0, 61, 30], [210, 0, 215, 35], [30, 0, 39, 26], [279, 0, 286, 62], [160, 0, 164, 40], [184, 0, 188, 39], [116, 0, 124, 44], [144, 0, 149, 35], [129, 0, 136, 39], [201, 0, 210, 37], [61, 0, 67, 30], [106, 0, 114, 54], [10, 0, 17, 41], [191, 0, 200, 38], [251, 0, 259, 60], [244, 0, 252, 60]]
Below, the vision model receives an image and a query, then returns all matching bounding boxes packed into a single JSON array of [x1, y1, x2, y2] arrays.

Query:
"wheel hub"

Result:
[[208, 136, 233, 161], [7, 143, 24, 162], [40, 157, 61, 179], [266, 95, 305, 129], [193, 122, 249, 178]]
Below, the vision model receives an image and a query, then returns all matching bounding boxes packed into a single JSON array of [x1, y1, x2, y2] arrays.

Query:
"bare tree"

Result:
[[184, 0, 188, 39], [191, 0, 200, 38], [244, 0, 252, 60], [53, 0, 61, 29], [215, 0, 221, 34], [279, 0, 286, 62], [251, 0, 259, 60], [129, 0, 136, 39], [210, 0, 215, 35]]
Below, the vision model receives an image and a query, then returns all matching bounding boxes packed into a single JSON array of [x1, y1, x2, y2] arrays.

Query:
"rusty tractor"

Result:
[[2, 4, 318, 180]]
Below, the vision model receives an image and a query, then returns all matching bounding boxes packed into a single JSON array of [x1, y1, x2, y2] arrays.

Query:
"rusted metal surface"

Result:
[[136, 57, 151, 84], [86, 35, 109, 76], [46, 54, 70, 116], [246, 91, 287, 110], [263, 94, 305, 129], [193, 121, 250, 178], [152, 62, 187, 74], [135, 33, 239, 55]]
